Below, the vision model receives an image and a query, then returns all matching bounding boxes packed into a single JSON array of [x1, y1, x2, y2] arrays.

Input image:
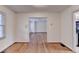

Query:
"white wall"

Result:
[[16, 12, 61, 42], [60, 6, 79, 52], [0, 6, 15, 52], [30, 19, 47, 32], [29, 21, 35, 32], [36, 20, 47, 32]]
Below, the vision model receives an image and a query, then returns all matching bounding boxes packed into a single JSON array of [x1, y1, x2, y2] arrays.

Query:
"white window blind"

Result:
[[0, 13, 5, 38]]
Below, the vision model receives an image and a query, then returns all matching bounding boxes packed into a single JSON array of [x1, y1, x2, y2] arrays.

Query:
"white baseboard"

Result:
[[0, 42, 15, 52], [61, 42, 75, 52]]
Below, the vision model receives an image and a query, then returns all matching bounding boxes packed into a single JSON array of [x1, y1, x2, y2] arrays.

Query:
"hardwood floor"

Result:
[[4, 43, 72, 53], [4, 32, 72, 53]]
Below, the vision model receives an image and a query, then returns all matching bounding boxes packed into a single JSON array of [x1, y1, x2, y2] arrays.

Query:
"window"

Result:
[[0, 13, 5, 39]]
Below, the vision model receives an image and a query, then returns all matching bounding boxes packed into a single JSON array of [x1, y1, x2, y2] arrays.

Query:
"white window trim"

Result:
[[0, 12, 5, 39]]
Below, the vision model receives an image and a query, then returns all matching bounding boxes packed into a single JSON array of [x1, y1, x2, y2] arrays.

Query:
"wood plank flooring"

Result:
[[4, 43, 72, 53], [4, 32, 72, 53]]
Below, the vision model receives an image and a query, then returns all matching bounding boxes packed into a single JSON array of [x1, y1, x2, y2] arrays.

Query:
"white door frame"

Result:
[[28, 17, 48, 41]]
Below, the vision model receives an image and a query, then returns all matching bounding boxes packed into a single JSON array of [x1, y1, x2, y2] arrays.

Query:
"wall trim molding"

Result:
[[0, 42, 15, 53]]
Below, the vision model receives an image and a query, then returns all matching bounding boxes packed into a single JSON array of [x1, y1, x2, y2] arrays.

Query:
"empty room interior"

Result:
[[0, 5, 79, 53]]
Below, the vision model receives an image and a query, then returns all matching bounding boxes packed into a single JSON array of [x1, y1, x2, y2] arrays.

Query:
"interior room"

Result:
[[0, 5, 79, 53]]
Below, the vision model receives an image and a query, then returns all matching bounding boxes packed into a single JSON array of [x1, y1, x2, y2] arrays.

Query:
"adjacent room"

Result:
[[0, 5, 79, 53]]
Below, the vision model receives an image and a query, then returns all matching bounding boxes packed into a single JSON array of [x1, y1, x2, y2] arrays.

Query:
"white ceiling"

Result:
[[5, 5, 70, 13]]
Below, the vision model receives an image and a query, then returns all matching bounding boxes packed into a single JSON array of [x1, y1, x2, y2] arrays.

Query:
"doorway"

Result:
[[73, 11, 79, 52], [29, 17, 47, 52]]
